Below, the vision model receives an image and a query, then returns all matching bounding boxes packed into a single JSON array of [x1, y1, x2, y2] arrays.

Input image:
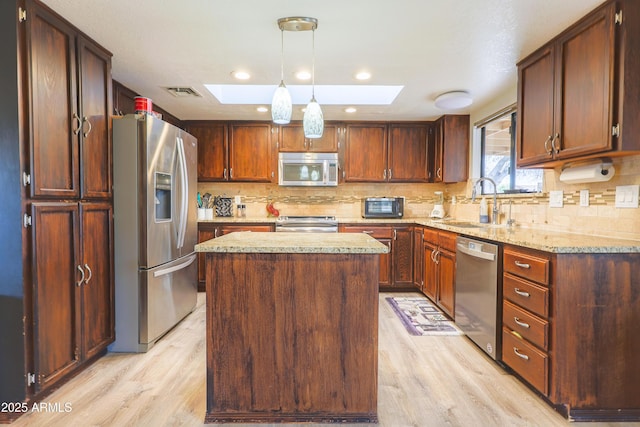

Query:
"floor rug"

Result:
[[386, 296, 463, 336]]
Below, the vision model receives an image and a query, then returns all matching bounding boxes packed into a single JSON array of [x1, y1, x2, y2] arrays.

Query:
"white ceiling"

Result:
[[41, 0, 604, 122]]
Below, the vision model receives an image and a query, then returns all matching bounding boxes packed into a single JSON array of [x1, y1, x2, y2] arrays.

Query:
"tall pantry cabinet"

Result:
[[0, 0, 114, 419]]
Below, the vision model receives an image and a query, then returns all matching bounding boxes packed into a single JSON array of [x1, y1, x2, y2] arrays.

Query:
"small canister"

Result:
[[134, 96, 153, 114]]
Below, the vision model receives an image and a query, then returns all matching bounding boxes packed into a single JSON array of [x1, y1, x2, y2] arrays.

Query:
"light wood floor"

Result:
[[12, 292, 639, 427]]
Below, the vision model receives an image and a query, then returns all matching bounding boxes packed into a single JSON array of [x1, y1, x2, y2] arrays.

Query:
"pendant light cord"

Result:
[[311, 28, 316, 98], [280, 29, 285, 82]]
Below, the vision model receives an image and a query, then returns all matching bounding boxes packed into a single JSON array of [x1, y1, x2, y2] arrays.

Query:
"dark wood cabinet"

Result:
[[432, 115, 469, 183], [197, 222, 274, 290], [30, 201, 113, 393], [27, 3, 112, 200], [388, 123, 430, 182], [186, 122, 228, 181], [277, 122, 340, 152], [422, 228, 456, 317], [517, 0, 640, 167], [112, 80, 183, 128], [339, 224, 413, 290], [412, 226, 424, 291], [343, 123, 388, 182]]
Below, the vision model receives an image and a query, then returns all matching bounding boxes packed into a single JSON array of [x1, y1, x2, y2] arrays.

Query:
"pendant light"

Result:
[[303, 24, 324, 139], [271, 23, 292, 124]]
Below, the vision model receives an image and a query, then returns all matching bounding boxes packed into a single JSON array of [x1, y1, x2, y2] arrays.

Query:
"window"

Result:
[[478, 105, 542, 194]]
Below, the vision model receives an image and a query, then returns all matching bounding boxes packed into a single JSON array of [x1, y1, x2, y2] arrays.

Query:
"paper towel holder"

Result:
[[559, 158, 615, 184]]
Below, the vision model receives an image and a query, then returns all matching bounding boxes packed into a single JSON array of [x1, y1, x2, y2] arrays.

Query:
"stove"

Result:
[[275, 216, 338, 233]]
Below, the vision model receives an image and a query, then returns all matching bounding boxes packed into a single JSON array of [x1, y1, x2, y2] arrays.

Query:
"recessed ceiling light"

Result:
[[345, 107, 357, 113], [256, 106, 268, 113], [232, 71, 251, 80], [355, 71, 371, 81], [295, 70, 311, 81]]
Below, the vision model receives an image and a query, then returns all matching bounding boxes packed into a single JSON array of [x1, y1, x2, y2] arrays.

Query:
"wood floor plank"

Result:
[[10, 292, 638, 427]]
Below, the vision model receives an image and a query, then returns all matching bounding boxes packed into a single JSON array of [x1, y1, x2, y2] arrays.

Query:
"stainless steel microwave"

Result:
[[362, 197, 404, 218], [278, 152, 339, 186]]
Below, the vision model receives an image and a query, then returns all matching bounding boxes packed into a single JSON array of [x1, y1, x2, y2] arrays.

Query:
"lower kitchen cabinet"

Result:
[[30, 201, 114, 393], [501, 244, 640, 421], [412, 226, 424, 291], [339, 224, 413, 290], [197, 222, 274, 291], [422, 228, 456, 317]]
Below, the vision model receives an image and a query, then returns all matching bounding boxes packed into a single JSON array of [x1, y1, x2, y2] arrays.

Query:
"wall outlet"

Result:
[[549, 190, 564, 208], [580, 189, 589, 207], [615, 185, 640, 208]]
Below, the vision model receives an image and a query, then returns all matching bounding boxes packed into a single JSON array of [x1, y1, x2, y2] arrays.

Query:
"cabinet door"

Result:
[[27, 3, 79, 199], [343, 123, 388, 182], [388, 124, 429, 182], [413, 227, 424, 290], [229, 123, 275, 182], [80, 202, 114, 359], [422, 240, 438, 301], [308, 123, 339, 152], [555, 3, 616, 160], [278, 125, 307, 151], [197, 225, 219, 291], [378, 238, 393, 289], [392, 227, 413, 286], [31, 202, 81, 392], [437, 249, 456, 318], [188, 123, 228, 181], [517, 47, 556, 166], [78, 37, 112, 199], [434, 116, 469, 183]]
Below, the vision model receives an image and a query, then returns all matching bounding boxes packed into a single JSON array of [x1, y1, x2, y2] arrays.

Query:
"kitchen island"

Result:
[[195, 232, 388, 423]]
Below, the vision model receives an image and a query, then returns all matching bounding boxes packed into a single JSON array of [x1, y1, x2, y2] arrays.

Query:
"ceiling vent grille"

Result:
[[164, 87, 202, 98]]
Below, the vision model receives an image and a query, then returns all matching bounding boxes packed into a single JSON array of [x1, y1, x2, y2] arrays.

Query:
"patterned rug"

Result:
[[386, 296, 463, 336]]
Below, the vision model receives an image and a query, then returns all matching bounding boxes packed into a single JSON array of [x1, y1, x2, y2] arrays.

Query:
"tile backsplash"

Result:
[[198, 154, 640, 240]]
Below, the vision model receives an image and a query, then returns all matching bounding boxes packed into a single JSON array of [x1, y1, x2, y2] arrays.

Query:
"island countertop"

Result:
[[195, 231, 389, 254]]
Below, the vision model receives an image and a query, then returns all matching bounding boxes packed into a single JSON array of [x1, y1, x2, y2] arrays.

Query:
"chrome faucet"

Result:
[[471, 177, 499, 225]]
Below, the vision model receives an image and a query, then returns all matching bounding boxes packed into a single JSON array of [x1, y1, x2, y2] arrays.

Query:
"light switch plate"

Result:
[[580, 189, 589, 207], [549, 190, 564, 208], [615, 185, 640, 208]]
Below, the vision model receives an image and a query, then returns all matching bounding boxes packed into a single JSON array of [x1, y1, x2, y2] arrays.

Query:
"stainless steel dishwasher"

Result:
[[455, 236, 501, 360]]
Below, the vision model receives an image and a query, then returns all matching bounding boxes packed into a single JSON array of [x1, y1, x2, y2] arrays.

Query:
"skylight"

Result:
[[204, 84, 403, 105]]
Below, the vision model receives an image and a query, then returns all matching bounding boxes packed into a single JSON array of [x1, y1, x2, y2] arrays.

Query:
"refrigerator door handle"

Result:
[[176, 137, 189, 249], [153, 254, 197, 278]]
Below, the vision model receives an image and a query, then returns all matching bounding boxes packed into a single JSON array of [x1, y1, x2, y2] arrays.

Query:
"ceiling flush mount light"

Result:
[[434, 90, 473, 110], [271, 19, 294, 125]]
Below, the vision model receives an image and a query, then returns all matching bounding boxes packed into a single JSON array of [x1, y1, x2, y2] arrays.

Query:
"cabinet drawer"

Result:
[[503, 300, 548, 351], [341, 225, 393, 239], [503, 273, 549, 318], [438, 231, 457, 252], [504, 248, 549, 285], [502, 328, 549, 396], [423, 228, 438, 243]]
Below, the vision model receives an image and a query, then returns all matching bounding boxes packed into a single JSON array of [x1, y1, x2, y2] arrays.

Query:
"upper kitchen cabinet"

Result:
[[185, 121, 228, 181], [228, 122, 276, 182], [25, 0, 112, 199], [277, 122, 340, 152], [112, 81, 183, 128], [388, 123, 431, 182], [343, 123, 388, 182], [432, 115, 469, 183], [186, 121, 276, 182], [517, 0, 640, 167]]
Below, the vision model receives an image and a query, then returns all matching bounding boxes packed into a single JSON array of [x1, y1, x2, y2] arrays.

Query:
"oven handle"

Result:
[[456, 243, 496, 261], [276, 226, 338, 233]]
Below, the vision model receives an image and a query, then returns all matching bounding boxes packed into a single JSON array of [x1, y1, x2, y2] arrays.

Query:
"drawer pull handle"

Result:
[[514, 288, 530, 298], [361, 230, 374, 234], [513, 347, 529, 360], [514, 317, 530, 328], [514, 260, 531, 269]]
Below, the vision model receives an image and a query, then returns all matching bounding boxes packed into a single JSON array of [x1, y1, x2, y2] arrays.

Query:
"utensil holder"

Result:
[[205, 208, 214, 220]]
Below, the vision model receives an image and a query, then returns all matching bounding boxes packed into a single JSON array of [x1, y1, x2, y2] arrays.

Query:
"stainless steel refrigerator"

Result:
[[110, 114, 198, 352]]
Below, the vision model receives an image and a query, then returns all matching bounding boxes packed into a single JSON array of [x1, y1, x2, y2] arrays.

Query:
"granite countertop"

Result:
[[195, 231, 389, 254], [197, 217, 640, 254]]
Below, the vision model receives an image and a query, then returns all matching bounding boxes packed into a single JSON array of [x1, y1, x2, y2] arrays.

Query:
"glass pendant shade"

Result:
[[303, 97, 324, 138], [271, 81, 292, 124]]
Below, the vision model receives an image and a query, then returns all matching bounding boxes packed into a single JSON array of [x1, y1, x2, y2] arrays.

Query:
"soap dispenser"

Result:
[[479, 197, 489, 223]]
